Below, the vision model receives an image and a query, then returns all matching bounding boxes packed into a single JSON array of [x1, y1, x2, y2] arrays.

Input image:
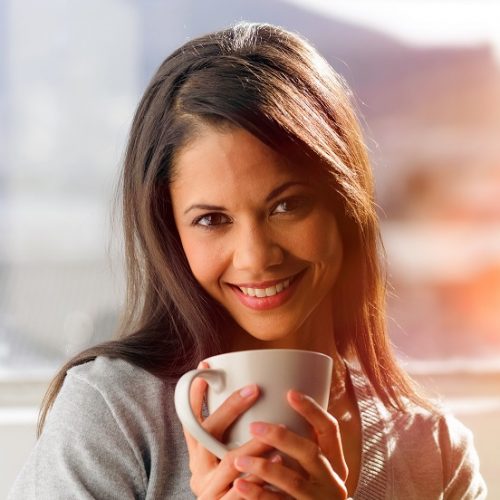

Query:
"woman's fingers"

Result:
[[238, 453, 283, 488], [233, 476, 283, 499], [234, 452, 347, 500], [184, 361, 259, 446], [190, 361, 209, 422], [202, 383, 260, 441], [196, 438, 277, 498], [287, 389, 348, 481], [183, 361, 268, 494], [247, 420, 346, 488], [223, 486, 251, 500], [183, 361, 211, 455], [234, 456, 307, 498]]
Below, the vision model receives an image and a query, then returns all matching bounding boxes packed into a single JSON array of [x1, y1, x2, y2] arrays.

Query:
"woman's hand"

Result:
[[231, 389, 349, 499], [183, 362, 276, 499]]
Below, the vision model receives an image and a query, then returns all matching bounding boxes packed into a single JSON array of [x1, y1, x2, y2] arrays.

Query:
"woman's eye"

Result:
[[272, 197, 303, 214], [193, 213, 230, 228]]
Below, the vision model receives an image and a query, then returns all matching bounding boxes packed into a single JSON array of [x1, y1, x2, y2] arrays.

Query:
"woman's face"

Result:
[[170, 126, 343, 349]]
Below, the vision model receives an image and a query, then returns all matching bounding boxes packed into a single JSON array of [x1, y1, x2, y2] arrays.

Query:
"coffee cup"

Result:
[[174, 349, 333, 459]]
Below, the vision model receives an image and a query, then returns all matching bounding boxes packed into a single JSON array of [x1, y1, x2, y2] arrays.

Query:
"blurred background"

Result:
[[1, 0, 499, 495]]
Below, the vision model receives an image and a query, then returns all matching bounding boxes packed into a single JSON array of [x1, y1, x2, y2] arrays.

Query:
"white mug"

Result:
[[174, 349, 333, 459]]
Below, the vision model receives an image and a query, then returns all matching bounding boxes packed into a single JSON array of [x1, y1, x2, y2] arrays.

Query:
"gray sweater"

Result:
[[8, 356, 487, 499]]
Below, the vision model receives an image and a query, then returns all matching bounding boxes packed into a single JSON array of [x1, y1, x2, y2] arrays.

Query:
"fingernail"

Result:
[[235, 455, 252, 468], [236, 478, 251, 492], [270, 453, 282, 464], [290, 389, 304, 402], [239, 384, 257, 398], [250, 422, 268, 435]]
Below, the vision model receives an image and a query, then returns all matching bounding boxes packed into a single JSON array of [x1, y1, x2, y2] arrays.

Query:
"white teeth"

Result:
[[238, 278, 292, 297]]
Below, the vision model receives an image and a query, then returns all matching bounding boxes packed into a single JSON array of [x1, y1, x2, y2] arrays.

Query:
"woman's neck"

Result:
[[225, 292, 338, 358]]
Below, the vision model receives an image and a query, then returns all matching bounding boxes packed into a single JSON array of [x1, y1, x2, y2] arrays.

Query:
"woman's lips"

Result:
[[229, 270, 306, 311]]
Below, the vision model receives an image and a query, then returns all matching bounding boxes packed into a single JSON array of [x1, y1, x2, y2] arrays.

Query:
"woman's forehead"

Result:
[[168, 126, 328, 208], [172, 127, 307, 182]]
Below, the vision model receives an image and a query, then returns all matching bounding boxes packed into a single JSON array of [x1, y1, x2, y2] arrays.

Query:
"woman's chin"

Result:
[[231, 326, 302, 350]]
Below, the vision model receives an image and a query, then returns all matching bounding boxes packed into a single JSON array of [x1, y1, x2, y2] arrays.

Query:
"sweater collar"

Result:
[[345, 361, 389, 500]]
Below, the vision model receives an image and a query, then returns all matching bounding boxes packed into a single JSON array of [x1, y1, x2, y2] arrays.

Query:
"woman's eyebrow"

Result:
[[265, 181, 310, 202], [184, 203, 226, 215], [183, 181, 310, 215]]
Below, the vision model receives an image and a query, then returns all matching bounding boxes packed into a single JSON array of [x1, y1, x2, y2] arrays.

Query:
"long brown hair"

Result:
[[38, 22, 427, 436]]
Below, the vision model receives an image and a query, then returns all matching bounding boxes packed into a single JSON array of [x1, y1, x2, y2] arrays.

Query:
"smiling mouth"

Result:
[[238, 279, 290, 297], [232, 271, 304, 298]]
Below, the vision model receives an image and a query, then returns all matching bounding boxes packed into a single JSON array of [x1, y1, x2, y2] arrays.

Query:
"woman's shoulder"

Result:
[[59, 355, 178, 431], [50, 355, 175, 436], [67, 355, 166, 385], [388, 401, 472, 455], [8, 358, 189, 498], [66, 355, 171, 398], [346, 361, 487, 498], [384, 390, 487, 498], [387, 406, 487, 498], [346, 359, 471, 440]]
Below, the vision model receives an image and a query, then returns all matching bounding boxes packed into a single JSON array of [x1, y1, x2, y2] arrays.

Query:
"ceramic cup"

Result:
[[174, 349, 333, 460]]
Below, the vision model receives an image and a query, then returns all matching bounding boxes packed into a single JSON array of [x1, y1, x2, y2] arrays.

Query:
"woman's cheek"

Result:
[[291, 215, 341, 261], [181, 234, 227, 289]]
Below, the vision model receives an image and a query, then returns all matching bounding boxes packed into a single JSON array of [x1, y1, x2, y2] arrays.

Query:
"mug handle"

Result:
[[174, 368, 228, 459]]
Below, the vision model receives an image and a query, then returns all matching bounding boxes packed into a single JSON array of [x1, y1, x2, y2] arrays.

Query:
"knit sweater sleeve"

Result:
[[8, 371, 147, 499], [438, 413, 487, 499]]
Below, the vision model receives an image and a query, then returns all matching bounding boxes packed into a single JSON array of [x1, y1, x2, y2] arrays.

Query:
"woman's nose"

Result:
[[232, 223, 284, 272]]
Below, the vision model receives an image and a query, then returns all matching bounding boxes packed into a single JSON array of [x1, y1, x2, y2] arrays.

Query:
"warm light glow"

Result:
[[286, 0, 500, 61]]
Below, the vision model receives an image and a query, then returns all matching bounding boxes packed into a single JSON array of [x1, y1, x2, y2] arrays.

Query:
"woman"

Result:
[[9, 22, 486, 499]]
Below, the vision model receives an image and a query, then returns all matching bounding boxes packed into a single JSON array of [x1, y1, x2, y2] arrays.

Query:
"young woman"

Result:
[[9, 22, 486, 499]]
